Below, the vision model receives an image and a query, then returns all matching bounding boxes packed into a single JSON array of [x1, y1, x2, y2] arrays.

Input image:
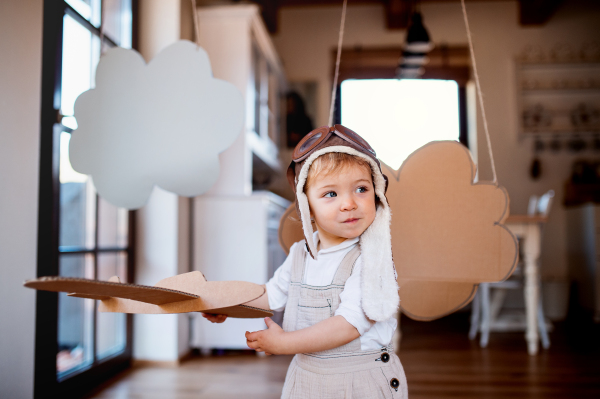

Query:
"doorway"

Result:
[[341, 78, 460, 169]]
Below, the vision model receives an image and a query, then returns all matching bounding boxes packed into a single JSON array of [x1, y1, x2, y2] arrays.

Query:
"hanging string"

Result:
[[461, 0, 498, 184], [328, 0, 348, 127], [191, 0, 201, 47]]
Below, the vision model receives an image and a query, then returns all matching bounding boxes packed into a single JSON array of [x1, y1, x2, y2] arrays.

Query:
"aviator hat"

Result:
[[286, 125, 399, 322]]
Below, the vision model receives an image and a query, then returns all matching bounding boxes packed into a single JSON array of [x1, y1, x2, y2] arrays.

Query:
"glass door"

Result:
[[36, 1, 135, 397]]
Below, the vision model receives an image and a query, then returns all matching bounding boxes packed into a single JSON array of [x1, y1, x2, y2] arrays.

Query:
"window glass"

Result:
[[341, 79, 460, 170], [98, 196, 128, 249], [102, 0, 132, 48], [59, 132, 96, 249], [61, 13, 101, 129], [96, 252, 127, 359], [51, 0, 133, 383], [57, 254, 95, 377], [66, 0, 101, 27]]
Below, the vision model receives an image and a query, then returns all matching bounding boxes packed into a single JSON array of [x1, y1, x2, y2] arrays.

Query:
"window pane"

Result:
[[66, 0, 101, 27], [98, 196, 128, 248], [97, 251, 127, 282], [57, 254, 95, 377], [102, 0, 132, 48], [341, 79, 460, 170], [61, 13, 101, 127], [59, 132, 96, 249], [96, 252, 127, 360]]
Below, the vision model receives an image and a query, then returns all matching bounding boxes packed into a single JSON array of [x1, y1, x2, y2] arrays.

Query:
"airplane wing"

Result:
[[25, 273, 273, 318], [24, 276, 198, 305], [97, 272, 273, 318]]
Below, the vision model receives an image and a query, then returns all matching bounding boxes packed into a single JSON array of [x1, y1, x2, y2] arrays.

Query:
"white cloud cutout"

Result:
[[70, 41, 244, 209]]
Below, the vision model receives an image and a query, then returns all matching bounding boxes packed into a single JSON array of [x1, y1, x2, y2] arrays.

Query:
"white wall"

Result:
[[272, 1, 600, 288], [0, 0, 43, 397]]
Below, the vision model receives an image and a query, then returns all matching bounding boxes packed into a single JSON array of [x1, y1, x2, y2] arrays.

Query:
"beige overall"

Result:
[[281, 242, 408, 399]]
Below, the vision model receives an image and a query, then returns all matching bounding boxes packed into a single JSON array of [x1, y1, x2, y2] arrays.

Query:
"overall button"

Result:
[[380, 352, 390, 363], [390, 378, 400, 391]]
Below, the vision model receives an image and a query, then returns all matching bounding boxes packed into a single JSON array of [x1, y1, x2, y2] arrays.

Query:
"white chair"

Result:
[[469, 190, 555, 349]]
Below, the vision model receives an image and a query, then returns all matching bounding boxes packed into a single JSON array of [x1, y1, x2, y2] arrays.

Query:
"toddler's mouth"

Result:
[[343, 218, 359, 224]]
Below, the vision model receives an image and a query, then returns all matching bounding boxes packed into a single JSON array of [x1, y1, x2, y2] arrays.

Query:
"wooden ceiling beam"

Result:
[[519, 0, 564, 25], [385, 0, 412, 30], [249, 0, 564, 33], [254, 0, 281, 33]]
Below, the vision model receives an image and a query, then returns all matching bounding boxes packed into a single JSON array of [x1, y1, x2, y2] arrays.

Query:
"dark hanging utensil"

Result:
[[530, 158, 542, 180], [530, 136, 544, 180]]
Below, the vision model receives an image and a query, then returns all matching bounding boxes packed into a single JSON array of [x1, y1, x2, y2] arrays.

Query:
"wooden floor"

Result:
[[88, 313, 600, 399]]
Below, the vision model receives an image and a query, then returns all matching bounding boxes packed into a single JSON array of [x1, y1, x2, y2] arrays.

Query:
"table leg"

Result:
[[523, 224, 541, 355]]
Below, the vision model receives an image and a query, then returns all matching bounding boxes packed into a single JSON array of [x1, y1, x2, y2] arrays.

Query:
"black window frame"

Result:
[[36, 1, 137, 398]]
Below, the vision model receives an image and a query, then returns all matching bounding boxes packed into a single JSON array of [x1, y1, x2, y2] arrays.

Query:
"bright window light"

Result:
[[60, 132, 88, 184], [341, 79, 460, 170]]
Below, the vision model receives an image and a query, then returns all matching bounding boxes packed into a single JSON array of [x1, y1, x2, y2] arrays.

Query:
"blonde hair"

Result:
[[305, 152, 373, 192]]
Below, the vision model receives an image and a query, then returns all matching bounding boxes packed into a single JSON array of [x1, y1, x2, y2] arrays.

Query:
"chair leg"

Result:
[[489, 288, 507, 323], [469, 290, 480, 340], [480, 283, 491, 348], [537, 297, 551, 349]]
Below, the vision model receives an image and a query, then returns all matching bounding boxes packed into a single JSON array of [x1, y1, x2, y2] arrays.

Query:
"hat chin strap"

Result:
[[295, 146, 399, 322]]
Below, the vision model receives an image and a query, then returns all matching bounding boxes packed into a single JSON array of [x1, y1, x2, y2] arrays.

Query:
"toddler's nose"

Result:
[[340, 196, 357, 211]]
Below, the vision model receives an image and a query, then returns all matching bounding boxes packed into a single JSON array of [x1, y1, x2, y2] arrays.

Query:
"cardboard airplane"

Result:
[[24, 271, 272, 318]]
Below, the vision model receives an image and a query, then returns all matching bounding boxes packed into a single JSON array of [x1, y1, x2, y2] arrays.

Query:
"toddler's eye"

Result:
[[323, 191, 337, 198], [356, 186, 368, 193]]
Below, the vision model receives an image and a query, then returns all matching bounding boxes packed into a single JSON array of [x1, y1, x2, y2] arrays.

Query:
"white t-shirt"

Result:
[[265, 232, 397, 351]]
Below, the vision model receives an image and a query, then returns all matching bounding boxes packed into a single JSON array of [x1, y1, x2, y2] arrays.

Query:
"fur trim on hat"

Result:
[[294, 146, 399, 322]]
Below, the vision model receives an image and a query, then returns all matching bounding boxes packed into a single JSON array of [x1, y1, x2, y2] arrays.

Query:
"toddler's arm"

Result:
[[245, 315, 360, 355]]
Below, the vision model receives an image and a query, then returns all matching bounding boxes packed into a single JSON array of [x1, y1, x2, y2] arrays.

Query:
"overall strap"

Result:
[[290, 240, 307, 283], [331, 245, 361, 286]]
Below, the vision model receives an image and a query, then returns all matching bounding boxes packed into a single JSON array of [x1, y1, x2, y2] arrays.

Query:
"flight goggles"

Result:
[[292, 125, 376, 162]]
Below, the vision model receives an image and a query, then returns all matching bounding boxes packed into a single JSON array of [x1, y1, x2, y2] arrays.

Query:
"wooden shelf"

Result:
[[521, 88, 600, 95], [521, 129, 600, 135], [506, 215, 548, 224], [515, 58, 600, 139]]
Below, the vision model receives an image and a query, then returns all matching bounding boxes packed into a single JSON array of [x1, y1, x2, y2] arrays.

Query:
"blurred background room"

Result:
[[1, 0, 600, 398]]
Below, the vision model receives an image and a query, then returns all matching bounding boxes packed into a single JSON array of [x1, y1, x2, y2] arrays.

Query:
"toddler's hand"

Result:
[[202, 313, 228, 323], [245, 317, 284, 355]]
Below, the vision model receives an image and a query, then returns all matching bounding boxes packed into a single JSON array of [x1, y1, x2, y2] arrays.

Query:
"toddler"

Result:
[[204, 125, 407, 398]]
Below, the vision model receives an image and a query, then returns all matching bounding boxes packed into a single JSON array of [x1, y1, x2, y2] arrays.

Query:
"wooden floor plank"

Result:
[[87, 313, 600, 398]]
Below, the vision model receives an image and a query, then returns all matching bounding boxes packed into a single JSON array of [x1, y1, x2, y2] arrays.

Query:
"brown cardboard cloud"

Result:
[[384, 141, 517, 284], [279, 141, 518, 321], [398, 281, 477, 321]]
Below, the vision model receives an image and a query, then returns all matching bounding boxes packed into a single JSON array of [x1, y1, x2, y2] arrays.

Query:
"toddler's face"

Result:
[[306, 163, 376, 247]]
